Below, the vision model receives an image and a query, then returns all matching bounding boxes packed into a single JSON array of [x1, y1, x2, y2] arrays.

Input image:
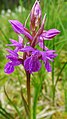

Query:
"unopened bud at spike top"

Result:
[[30, 1, 42, 31]]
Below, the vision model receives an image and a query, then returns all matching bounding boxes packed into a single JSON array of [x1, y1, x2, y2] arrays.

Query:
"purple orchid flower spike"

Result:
[[5, 1, 60, 74], [4, 49, 22, 74], [9, 20, 33, 41], [30, 0, 42, 31]]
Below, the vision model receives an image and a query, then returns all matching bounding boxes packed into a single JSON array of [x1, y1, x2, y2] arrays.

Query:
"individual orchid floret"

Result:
[[4, 49, 22, 74], [41, 50, 57, 72], [38, 29, 60, 50], [9, 20, 33, 41], [7, 35, 24, 51], [20, 46, 57, 73], [30, 0, 42, 31], [39, 29, 60, 40]]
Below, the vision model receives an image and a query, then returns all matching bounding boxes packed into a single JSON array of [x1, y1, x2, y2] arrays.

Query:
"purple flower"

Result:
[[38, 28, 60, 50], [4, 62, 14, 74], [7, 35, 24, 51], [39, 29, 60, 40], [24, 54, 41, 73], [41, 50, 57, 72], [4, 49, 22, 74], [20, 46, 57, 73]]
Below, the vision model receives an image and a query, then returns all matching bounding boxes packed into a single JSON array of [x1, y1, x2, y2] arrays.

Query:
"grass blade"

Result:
[[4, 86, 23, 119], [55, 62, 67, 86], [0, 106, 14, 119]]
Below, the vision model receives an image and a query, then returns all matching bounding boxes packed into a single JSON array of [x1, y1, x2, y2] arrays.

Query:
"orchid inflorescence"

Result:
[[4, 0, 60, 74]]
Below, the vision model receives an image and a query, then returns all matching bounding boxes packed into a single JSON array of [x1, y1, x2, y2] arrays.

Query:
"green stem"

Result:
[[52, 61, 55, 105], [52, 39, 55, 105], [26, 71, 31, 119]]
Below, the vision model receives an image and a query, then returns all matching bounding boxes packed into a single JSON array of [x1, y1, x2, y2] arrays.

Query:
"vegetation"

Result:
[[0, 0, 67, 118]]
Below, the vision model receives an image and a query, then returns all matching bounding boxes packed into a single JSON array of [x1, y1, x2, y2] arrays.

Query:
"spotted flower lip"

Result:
[[4, 62, 14, 74], [24, 56, 41, 73], [9, 20, 33, 41]]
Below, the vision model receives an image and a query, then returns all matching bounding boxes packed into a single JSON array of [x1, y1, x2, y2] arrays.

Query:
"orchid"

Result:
[[4, 1, 61, 118], [4, 0, 60, 74]]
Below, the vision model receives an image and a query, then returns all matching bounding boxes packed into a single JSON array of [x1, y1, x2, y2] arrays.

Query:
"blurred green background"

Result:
[[0, 0, 67, 118]]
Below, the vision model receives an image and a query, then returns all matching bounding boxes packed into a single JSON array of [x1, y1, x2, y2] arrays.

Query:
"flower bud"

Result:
[[30, 1, 42, 31]]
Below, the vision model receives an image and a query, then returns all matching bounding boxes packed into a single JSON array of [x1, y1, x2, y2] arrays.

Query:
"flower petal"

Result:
[[9, 20, 33, 41], [20, 46, 35, 52], [4, 62, 14, 74], [24, 57, 31, 71], [24, 55, 41, 73], [39, 40, 49, 50], [29, 56, 41, 73], [6, 48, 18, 57], [7, 39, 19, 47], [45, 60, 52, 72], [13, 60, 22, 66], [45, 29, 60, 39], [18, 35, 23, 44], [10, 39, 18, 44], [6, 55, 17, 61]]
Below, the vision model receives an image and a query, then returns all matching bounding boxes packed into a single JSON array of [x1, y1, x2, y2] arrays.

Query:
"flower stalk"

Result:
[[26, 71, 31, 119]]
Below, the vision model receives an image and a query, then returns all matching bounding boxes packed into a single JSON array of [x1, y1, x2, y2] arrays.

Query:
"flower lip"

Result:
[[4, 62, 14, 74], [24, 54, 41, 73]]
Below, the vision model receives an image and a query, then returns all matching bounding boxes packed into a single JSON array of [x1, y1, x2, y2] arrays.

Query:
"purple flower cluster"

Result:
[[4, 1, 60, 74]]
